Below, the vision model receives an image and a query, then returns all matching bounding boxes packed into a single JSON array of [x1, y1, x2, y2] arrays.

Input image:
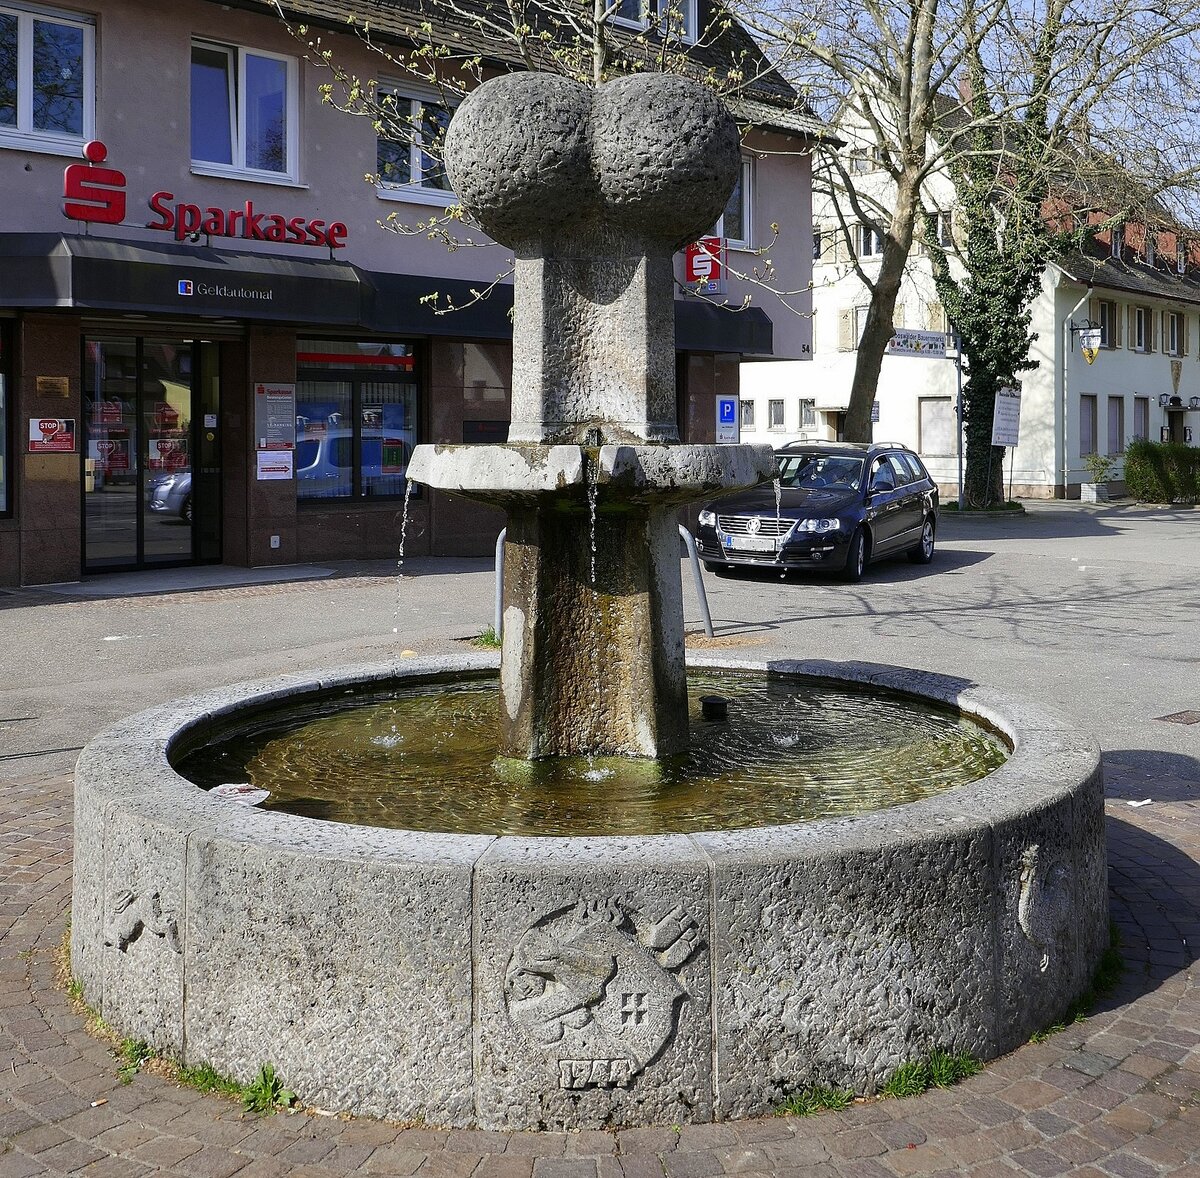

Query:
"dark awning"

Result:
[[0, 233, 365, 325], [0, 234, 774, 355]]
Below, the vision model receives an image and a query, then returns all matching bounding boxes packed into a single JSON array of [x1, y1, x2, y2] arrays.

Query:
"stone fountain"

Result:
[[70, 73, 1108, 1131], [409, 71, 775, 759]]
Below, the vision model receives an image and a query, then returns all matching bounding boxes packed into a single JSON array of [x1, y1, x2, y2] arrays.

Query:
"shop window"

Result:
[[191, 41, 297, 180], [0, 3, 93, 153], [740, 399, 755, 429], [376, 86, 454, 203], [296, 341, 418, 501], [0, 324, 9, 516], [712, 159, 752, 248]]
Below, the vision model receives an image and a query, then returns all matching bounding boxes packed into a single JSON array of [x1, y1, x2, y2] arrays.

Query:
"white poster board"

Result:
[[991, 386, 1022, 447]]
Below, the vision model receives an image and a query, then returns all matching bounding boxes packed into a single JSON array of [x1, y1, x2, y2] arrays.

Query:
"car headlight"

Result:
[[796, 518, 839, 533], [697, 509, 716, 527]]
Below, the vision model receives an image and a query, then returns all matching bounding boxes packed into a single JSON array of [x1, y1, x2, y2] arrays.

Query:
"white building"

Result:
[[741, 135, 1200, 498]]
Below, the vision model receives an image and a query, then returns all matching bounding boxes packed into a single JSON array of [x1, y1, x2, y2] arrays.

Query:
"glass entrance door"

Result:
[[83, 337, 220, 571]]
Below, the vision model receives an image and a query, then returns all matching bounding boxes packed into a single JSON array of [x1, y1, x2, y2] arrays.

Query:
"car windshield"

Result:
[[776, 453, 865, 492]]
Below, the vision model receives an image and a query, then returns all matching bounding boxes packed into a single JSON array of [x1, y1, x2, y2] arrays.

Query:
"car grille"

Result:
[[717, 514, 794, 537]]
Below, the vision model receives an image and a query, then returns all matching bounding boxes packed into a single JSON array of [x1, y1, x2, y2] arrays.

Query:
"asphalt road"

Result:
[[1, 499, 1197, 792]]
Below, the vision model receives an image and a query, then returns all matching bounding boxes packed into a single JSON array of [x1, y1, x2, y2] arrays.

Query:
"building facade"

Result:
[[741, 135, 1200, 498], [0, 0, 816, 585]]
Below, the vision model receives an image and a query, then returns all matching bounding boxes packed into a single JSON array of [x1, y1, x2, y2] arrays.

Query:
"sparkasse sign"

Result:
[[63, 141, 348, 249]]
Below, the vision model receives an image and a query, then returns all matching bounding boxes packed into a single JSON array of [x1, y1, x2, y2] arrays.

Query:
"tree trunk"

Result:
[[844, 170, 920, 442]]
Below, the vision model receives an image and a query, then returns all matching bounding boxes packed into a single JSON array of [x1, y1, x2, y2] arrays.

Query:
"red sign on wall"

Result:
[[63, 141, 348, 249], [685, 236, 727, 295], [28, 417, 77, 453]]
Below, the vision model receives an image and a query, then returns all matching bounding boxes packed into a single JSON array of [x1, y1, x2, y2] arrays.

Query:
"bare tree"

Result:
[[737, 0, 1200, 447]]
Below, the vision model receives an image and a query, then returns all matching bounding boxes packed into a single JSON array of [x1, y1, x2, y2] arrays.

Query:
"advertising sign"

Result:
[[886, 329, 949, 358], [686, 237, 727, 295], [715, 395, 739, 444], [256, 450, 294, 481], [1079, 328, 1102, 365], [28, 417, 76, 453], [254, 383, 297, 450], [991, 385, 1022, 447]]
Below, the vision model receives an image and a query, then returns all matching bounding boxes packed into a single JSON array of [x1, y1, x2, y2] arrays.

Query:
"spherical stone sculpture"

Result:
[[444, 71, 741, 251]]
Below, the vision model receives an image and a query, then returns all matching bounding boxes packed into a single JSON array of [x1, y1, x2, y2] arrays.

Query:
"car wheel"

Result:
[[181, 494, 192, 525], [908, 516, 935, 564], [842, 528, 868, 582]]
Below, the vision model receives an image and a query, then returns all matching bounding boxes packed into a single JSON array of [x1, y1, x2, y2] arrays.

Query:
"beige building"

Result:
[[0, 0, 817, 585]]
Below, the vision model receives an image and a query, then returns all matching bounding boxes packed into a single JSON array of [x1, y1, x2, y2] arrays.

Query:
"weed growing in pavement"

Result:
[[776, 1085, 855, 1116], [117, 1038, 154, 1084], [175, 1063, 243, 1100], [470, 625, 502, 649], [241, 1063, 296, 1114], [881, 1050, 982, 1099]]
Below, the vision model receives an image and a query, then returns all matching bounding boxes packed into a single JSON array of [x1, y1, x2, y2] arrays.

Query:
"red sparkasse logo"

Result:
[[62, 140, 127, 224], [62, 141, 348, 249]]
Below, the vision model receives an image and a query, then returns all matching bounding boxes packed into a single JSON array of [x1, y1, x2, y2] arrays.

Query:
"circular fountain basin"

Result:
[[71, 654, 1107, 1130]]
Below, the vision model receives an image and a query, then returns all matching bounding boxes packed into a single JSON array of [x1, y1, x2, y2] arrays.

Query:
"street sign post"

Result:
[[716, 395, 739, 444]]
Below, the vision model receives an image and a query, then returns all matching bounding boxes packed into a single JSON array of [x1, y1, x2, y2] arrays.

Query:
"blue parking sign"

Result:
[[716, 396, 739, 443]]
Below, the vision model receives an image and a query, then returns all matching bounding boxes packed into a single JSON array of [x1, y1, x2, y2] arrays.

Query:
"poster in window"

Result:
[[254, 383, 297, 450], [28, 418, 76, 452]]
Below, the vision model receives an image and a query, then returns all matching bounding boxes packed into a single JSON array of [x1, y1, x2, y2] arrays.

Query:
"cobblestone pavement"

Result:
[[3, 505, 1200, 1175], [4, 760, 1200, 1175]]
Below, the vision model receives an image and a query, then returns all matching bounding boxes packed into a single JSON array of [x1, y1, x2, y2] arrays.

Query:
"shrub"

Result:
[[1125, 441, 1200, 503]]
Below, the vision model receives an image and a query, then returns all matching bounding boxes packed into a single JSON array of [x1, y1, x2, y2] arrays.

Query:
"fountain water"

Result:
[[71, 71, 1107, 1131]]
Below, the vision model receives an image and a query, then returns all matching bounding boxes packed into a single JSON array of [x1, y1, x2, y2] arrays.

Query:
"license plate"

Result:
[[724, 534, 776, 552]]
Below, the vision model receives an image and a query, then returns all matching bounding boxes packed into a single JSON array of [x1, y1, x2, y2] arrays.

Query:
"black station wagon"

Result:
[[696, 441, 939, 582]]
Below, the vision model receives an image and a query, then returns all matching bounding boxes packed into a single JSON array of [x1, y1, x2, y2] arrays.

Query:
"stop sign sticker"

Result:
[[29, 417, 76, 452]]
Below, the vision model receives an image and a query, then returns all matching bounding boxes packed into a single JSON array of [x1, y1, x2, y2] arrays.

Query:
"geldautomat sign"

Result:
[[63, 141, 348, 249]]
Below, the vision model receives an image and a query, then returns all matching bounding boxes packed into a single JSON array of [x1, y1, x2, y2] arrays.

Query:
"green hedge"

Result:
[[1124, 440, 1200, 503]]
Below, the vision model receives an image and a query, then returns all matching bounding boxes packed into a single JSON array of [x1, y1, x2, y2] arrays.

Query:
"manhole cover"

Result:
[[1156, 710, 1200, 725]]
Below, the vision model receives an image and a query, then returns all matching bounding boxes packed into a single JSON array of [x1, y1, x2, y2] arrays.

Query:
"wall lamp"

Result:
[[1191, 396, 1200, 410], [1159, 393, 1171, 407]]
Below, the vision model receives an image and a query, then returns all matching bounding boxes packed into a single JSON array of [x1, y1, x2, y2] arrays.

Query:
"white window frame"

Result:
[[190, 40, 299, 184], [800, 398, 816, 429], [1168, 311, 1182, 357], [1111, 225, 1124, 260], [712, 157, 752, 248], [767, 399, 785, 430], [1144, 231, 1156, 267], [1134, 306, 1150, 352], [0, 2, 94, 155], [1178, 244, 1187, 275], [1098, 299, 1116, 348], [740, 399, 755, 429], [375, 82, 457, 208], [853, 304, 870, 344], [610, 0, 697, 43], [859, 223, 884, 259], [935, 211, 953, 248]]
